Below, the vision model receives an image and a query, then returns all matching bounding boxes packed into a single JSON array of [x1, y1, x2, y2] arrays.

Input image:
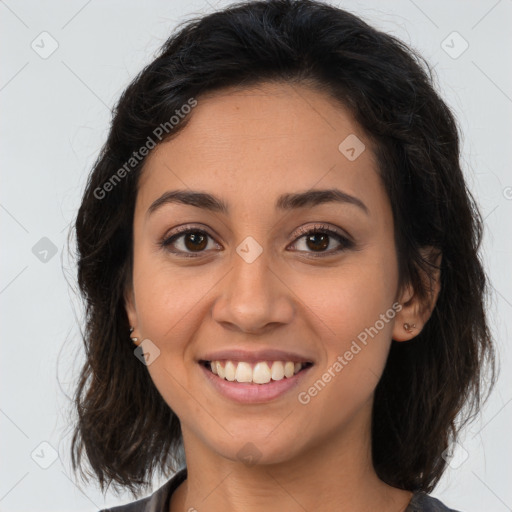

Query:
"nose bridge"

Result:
[[232, 242, 272, 296], [212, 239, 294, 332]]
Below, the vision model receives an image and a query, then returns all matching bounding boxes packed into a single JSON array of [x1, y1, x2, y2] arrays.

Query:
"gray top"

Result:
[[98, 467, 461, 512]]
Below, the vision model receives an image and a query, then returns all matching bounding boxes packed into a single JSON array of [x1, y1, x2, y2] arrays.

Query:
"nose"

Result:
[[211, 249, 295, 334]]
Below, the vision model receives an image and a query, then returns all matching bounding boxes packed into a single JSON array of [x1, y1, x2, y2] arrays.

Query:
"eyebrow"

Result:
[[146, 188, 369, 218]]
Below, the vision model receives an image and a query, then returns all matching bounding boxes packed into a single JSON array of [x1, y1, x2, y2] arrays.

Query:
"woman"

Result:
[[70, 1, 496, 511]]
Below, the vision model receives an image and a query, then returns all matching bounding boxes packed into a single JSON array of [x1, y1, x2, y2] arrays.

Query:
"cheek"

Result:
[[297, 253, 397, 329], [131, 259, 210, 411], [291, 246, 398, 378], [132, 249, 216, 343], [291, 267, 398, 432]]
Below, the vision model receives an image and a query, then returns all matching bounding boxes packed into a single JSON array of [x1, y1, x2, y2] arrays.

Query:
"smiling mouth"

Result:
[[199, 359, 314, 384]]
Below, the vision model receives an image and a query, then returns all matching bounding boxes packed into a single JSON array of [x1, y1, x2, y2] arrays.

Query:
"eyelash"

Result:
[[159, 224, 354, 259]]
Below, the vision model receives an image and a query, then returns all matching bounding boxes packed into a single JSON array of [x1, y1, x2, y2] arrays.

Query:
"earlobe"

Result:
[[392, 247, 442, 342], [129, 326, 140, 345], [125, 289, 141, 346], [392, 281, 415, 342]]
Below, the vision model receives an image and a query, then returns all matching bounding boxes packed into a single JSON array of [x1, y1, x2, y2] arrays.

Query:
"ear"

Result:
[[392, 247, 442, 342], [124, 284, 141, 346]]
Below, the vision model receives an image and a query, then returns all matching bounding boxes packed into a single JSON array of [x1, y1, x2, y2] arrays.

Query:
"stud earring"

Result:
[[129, 326, 139, 344], [403, 322, 416, 333]]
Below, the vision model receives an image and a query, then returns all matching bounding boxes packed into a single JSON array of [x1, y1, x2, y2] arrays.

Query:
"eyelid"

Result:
[[287, 223, 354, 257], [159, 223, 220, 258], [291, 223, 352, 242], [162, 223, 218, 242]]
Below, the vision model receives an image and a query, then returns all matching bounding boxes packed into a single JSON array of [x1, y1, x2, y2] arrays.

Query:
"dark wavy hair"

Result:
[[69, 0, 497, 499]]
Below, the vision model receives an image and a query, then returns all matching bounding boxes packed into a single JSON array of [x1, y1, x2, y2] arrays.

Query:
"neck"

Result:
[[170, 401, 413, 512]]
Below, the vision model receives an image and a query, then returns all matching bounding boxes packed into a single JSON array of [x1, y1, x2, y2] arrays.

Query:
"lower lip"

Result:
[[199, 363, 313, 404]]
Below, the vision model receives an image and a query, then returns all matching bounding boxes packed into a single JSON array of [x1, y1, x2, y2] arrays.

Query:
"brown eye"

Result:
[[304, 232, 329, 252], [161, 229, 218, 257], [182, 231, 208, 251], [161, 225, 353, 259], [289, 227, 353, 257]]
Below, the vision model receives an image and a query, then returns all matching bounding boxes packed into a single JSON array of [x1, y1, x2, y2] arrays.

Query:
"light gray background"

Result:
[[1, 1, 511, 511]]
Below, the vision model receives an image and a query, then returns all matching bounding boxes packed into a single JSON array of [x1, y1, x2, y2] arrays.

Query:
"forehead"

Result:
[[136, 82, 387, 220]]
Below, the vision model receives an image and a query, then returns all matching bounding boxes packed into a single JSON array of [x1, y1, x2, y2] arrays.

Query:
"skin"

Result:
[[125, 81, 441, 512]]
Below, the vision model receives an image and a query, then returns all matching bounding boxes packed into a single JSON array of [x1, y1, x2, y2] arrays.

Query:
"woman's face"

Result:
[[125, 82, 413, 466]]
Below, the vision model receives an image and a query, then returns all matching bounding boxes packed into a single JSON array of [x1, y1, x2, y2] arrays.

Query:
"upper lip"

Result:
[[198, 348, 315, 364]]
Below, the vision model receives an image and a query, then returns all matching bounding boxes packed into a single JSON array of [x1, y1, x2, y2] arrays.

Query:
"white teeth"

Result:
[[215, 361, 224, 378], [235, 361, 253, 383], [284, 361, 295, 378], [272, 361, 285, 381], [253, 362, 271, 384], [224, 361, 236, 381], [207, 360, 307, 384]]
